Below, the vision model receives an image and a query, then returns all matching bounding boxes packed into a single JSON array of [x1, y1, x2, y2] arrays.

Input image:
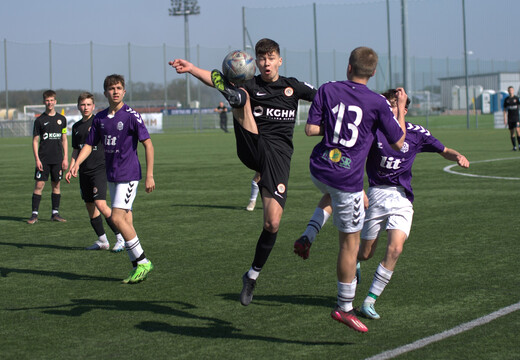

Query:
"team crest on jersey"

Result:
[[57, 119, 62, 125], [277, 183, 286, 194], [400, 142, 409, 153], [284, 87, 294, 97], [117, 121, 124, 131], [329, 148, 342, 163]]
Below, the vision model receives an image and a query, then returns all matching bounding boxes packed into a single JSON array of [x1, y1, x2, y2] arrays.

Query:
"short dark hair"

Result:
[[42, 90, 56, 100], [77, 92, 95, 105], [103, 74, 125, 91], [349, 47, 378, 78], [255, 38, 280, 57], [381, 89, 410, 109]]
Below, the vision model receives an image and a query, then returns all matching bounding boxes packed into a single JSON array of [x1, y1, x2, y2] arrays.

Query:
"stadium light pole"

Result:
[[169, 0, 200, 108], [462, 0, 470, 129], [386, 0, 392, 88], [401, 0, 411, 94]]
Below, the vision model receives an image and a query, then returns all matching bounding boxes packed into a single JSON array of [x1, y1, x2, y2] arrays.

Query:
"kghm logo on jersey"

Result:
[[284, 87, 294, 97], [253, 106, 296, 121]]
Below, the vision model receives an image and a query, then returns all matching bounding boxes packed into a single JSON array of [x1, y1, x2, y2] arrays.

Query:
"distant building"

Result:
[[439, 72, 520, 111]]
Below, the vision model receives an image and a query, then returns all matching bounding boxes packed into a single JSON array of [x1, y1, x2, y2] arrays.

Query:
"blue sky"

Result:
[[1, 0, 519, 91]]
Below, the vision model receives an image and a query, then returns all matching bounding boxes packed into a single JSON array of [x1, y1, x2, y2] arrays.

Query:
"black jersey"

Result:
[[33, 112, 67, 164], [504, 95, 520, 122], [71, 116, 105, 174], [242, 75, 316, 154]]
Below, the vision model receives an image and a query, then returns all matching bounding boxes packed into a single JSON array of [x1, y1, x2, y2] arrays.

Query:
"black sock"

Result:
[[90, 215, 106, 237], [31, 194, 42, 213], [51, 193, 61, 212], [251, 229, 278, 271], [105, 216, 120, 236]]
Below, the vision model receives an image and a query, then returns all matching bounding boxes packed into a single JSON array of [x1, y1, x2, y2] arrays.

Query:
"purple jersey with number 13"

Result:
[[86, 104, 150, 183], [308, 80, 403, 192]]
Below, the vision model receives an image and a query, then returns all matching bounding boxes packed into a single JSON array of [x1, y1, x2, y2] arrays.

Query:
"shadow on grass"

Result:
[[0, 267, 120, 282], [218, 293, 336, 309], [8, 298, 351, 345], [136, 320, 350, 345], [0, 215, 30, 222], [0, 241, 84, 251]]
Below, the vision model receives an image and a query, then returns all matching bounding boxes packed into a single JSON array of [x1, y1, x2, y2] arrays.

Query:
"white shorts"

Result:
[[311, 174, 365, 233], [360, 185, 414, 240], [109, 181, 138, 210]]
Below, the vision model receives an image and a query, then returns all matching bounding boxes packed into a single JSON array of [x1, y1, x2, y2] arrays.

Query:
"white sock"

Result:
[[125, 236, 147, 265], [247, 267, 260, 280], [250, 180, 259, 201], [337, 278, 357, 312], [302, 207, 331, 243], [366, 263, 393, 303], [98, 234, 108, 243], [116, 233, 124, 242]]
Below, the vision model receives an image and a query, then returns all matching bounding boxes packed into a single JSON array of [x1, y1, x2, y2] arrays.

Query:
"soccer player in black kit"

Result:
[[503, 86, 520, 151], [65, 92, 125, 252], [27, 90, 68, 224], [170, 38, 316, 305]]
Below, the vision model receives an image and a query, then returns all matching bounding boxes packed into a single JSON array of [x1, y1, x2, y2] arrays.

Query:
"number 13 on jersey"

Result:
[[332, 103, 362, 148]]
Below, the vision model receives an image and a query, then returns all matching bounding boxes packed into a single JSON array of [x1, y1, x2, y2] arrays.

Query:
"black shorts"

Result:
[[233, 119, 291, 209], [34, 163, 62, 182], [79, 170, 108, 203], [508, 120, 519, 130]]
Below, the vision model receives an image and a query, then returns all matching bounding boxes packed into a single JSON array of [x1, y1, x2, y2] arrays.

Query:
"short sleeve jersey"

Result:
[[308, 80, 403, 192], [366, 122, 445, 203], [71, 116, 105, 175], [86, 104, 150, 182], [241, 75, 316, 154], [32, 112, 67, 164], [504, 95, 520, 122]]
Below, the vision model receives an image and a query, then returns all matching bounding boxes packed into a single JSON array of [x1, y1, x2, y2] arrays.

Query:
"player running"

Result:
[[303, 47, 407, 332], [170, 38, 316, 306]]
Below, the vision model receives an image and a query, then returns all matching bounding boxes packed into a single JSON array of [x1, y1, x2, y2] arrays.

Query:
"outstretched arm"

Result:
[[169, 59, 213, 87], [439, 147, 470, 168]]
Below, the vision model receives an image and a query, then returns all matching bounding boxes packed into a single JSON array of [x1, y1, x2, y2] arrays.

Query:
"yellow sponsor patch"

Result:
[[329, 148, 341, 163]]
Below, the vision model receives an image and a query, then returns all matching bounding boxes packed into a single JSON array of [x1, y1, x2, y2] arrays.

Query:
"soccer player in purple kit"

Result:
[[65, 92, 125, 252], [303, 47, 407, 333], [295, 88, 469, 322], [170, 38, 316, 305], [27, 90, 68, 224], [69, 74, 156, 284]]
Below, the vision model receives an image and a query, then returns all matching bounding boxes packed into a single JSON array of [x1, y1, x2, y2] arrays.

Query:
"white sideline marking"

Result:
[[365, 301, 520, 360], [443, 157, 520, 180]]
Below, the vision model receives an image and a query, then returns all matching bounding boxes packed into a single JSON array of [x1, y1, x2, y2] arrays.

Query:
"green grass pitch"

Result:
[[1, 117, 519, 359]]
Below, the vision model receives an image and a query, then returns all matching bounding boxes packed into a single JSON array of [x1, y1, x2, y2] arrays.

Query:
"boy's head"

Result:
[[77, 92, 96, 118], [255, 38, 280, 57], [348, 47, 378, 79], [508, 86, 515, 96], [103, 74, 125, 92], [382, 88, 410, 117], [42, 89, 56, 102]]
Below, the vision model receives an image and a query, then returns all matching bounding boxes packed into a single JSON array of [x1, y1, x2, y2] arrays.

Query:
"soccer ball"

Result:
[[221, 50, 256, 85]]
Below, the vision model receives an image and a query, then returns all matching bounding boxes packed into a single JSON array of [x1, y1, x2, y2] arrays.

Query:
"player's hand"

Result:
[[65, 171, 72, 183], [69, 166, 78, 180], [457, 155, 470, 168], [395, 87, 408, 109], [36, 159, 43, 171], [145, 175, 155, 193], [62, 159, 69, 171], [169, 59, 192, 74]]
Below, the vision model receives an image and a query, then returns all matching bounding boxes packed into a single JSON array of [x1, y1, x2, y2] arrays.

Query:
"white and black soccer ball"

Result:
[[221, 50, 256, 85]]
